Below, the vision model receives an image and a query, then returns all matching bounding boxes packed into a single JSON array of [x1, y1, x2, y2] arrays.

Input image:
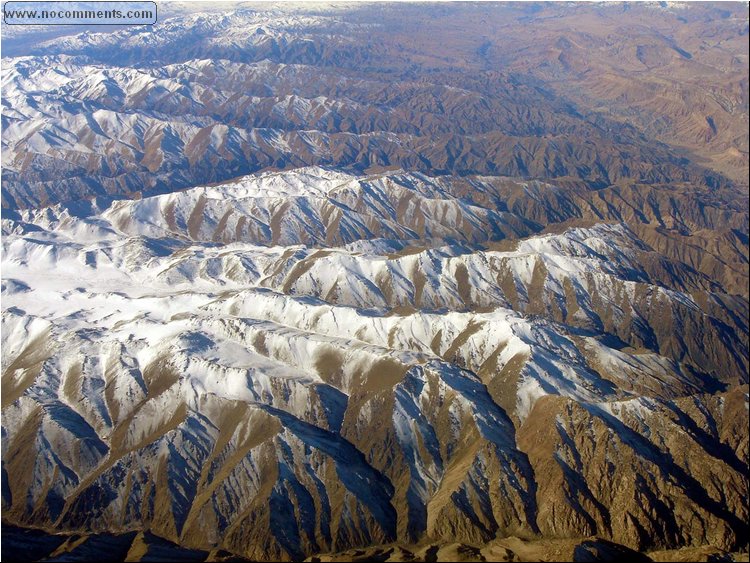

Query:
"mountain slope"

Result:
[[2, 168, 747, 560], [3, 2, 745, 209]]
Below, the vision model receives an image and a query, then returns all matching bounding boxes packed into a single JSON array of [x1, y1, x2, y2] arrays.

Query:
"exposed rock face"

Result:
[[13, 525, 745, 563], [2, 3, 748, 561], [2, 169, 747, 560], [2, 3, 746, 209]]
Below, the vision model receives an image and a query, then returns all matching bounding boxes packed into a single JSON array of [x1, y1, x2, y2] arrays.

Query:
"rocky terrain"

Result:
[[2, 3, 747, 209], [1, 2, 748, 562], [5, 526, 749, 563], [2, 168, 748, 560]]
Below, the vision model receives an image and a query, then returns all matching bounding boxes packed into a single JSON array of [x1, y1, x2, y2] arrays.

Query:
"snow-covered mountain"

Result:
[[2, 168, 747, 559], [3, 4, 738, 210], [2, 2, 748, 560]]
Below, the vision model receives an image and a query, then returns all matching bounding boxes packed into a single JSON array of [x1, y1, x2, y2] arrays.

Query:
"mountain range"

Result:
[[1, 3, 748, 562]]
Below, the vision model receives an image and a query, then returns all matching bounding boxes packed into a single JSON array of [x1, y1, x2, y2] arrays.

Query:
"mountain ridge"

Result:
[[2, 168, 747, 560], [2, 3, 748, 561]]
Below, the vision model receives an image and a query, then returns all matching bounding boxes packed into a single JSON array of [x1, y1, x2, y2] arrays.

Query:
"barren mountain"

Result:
[[2, 3, 746, 209], [2, 168, 748, 560], [1, 2, 748, 562]]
